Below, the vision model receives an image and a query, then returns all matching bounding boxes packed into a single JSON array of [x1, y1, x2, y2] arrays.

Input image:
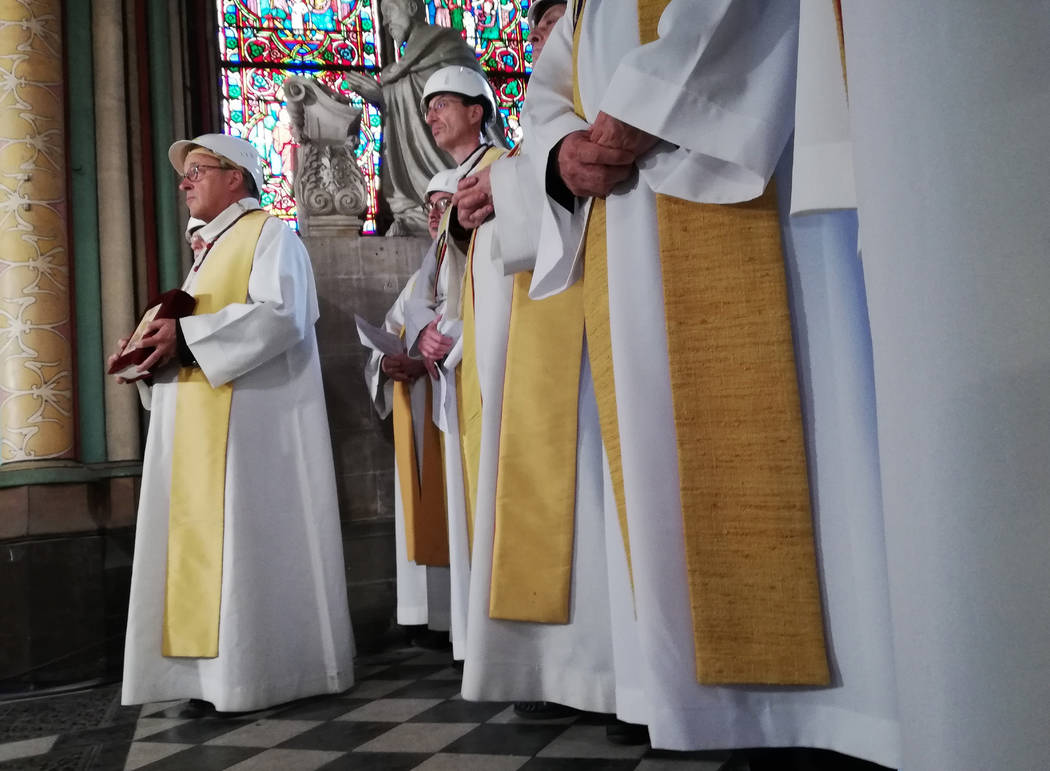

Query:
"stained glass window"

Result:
[[216, 0, 534, 232], [426, 1, 533, 145], [218, 1, 383, 232]]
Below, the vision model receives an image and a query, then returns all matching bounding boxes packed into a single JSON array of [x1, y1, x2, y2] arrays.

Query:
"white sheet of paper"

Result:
[[355, 314, 404, 357]]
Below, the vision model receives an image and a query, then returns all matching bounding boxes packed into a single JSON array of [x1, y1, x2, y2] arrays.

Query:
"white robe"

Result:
[[401, 145, 493, 660], [523, 3, 899, 765], [843, 3, 1050, 769], [458, 148, 622, 713], [362, 268, 451, 632], [122, 200, 354, 712]]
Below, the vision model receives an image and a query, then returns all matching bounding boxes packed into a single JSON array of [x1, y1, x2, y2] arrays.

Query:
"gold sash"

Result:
[[163, 209, 267, 658], [455, 146, 507, 553], [576, 0, 829, 684], [489, 271, 585, 623], [393, 373, 449, 566]]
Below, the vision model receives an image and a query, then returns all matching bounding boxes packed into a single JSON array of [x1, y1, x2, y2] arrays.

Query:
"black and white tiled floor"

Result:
[[0, 646, 737, 770]]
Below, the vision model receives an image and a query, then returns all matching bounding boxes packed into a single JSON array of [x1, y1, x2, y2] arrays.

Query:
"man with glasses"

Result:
[[114, 134, 354, 716], [444, 0, 635, 738], [340, 0, 506, 235], [402, 65, 505, 662], [362, 170, 460, 650]]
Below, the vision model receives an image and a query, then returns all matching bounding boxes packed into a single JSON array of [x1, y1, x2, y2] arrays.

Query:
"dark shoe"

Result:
[[605, 720, 650, 745], [177, 698, 215, 719], [513, 701, 579, 720]]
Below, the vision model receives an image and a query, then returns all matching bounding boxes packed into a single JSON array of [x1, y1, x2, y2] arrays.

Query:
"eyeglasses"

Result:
[[177, 162, 233, 185], [423, 196, 452, 215], [426, 97, 464, 118]]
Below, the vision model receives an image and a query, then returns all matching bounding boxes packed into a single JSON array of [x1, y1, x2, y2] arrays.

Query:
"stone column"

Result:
[[93, 0, 140, 460], [0, 0, 76, 463]]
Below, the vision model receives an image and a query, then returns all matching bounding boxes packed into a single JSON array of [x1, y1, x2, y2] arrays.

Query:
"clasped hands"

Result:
[[557, 111, 658, 198], [381, 353, 427, 382], [454, 112, 658, 230]]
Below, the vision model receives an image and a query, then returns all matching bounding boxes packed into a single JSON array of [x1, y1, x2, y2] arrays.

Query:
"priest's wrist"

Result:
[[447, 206, 472, 248], [175, 320, 198, 368], [547, 140, 576, 212]]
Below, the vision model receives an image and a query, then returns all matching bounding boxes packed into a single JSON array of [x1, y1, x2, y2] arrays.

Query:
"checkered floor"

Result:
[[0, 646, 738, 770]]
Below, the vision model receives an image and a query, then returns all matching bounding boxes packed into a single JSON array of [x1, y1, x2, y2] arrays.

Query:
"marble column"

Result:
[[0, 0, 75, 463], [93, 0, 140, 460]]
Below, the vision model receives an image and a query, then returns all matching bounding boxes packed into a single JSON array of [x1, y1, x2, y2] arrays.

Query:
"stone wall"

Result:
[[306, 231, 429, 651], [0, 478, 139, 692]]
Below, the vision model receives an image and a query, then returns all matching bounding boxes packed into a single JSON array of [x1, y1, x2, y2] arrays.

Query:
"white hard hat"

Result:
[[527, 0, 567, 30], [425, 169, 460, 197], [169, 133, 265, 195], [420, 66, 497, 125]]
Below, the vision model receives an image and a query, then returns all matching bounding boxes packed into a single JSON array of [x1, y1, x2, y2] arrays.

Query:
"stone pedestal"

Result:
[[305, 230, 430, 650]]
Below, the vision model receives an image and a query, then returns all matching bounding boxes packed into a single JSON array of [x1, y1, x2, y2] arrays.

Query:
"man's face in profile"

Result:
[[529, 3, 566, 63], [179, 151, 239, 222], [425, 94, 480, 153]]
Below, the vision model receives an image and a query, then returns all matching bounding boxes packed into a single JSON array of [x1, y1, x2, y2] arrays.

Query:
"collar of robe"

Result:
[[191, 199, 263, 271], [456, 143, 492, 180]]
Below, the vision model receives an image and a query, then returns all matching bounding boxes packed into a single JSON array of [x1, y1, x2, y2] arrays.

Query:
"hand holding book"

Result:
[[107, 289, 196, 383]]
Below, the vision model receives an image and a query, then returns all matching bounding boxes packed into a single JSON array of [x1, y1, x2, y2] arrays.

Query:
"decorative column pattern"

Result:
[[0, 0, 75, 463]]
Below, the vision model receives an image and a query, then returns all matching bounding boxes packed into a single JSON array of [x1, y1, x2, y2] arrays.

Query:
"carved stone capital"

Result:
[[285, 76, 368, 234]]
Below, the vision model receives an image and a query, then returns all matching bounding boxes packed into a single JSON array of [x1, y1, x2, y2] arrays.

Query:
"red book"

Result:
[[107, 289, 197, 382]]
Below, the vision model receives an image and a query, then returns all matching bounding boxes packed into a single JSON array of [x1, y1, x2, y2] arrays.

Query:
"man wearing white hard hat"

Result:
[[360, 170, 460, 648], [340, 0, 506, 235], [400, 64, 507, 662], [411, 64, 503, 371], [115, 133, 354, 715], [438, 0, 632, 733]]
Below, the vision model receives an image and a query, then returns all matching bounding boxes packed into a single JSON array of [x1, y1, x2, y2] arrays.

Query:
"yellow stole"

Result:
[[577, 0, 830, 685], [454, 145, 507, 553], [488, 144, 586, 623], [162, 208, 268, 658], [393, 368, 449, 566]]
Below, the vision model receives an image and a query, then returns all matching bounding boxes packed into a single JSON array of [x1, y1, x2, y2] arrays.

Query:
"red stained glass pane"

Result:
[[220, 0, 381, 68], [218, 0, 383, 232]]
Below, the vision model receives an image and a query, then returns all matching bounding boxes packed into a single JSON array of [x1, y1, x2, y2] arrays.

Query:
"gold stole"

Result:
[[488, 146, 585, 621], [163, 209, 268, 658], [393, 371, 449, 566], [577, 0, 830, 684], [455, 145, 507, 554]]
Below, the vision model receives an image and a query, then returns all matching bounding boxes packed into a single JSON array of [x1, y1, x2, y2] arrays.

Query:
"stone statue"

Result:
[[341, 0, 507, 236], [284, 75, 370, 236]]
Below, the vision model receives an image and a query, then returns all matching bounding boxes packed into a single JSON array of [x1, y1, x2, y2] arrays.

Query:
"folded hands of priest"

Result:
[[557, 112, 657, 199]]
